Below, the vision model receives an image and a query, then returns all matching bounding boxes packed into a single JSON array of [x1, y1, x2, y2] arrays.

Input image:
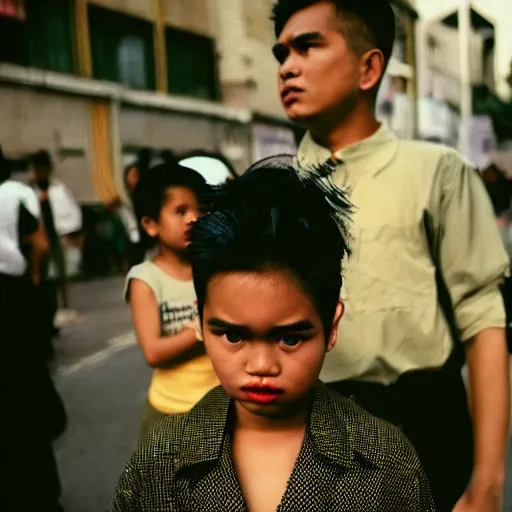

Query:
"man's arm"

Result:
[[19, 202, 49, 286], [433, 153, 510, 509], [458, 328, 509, 510]]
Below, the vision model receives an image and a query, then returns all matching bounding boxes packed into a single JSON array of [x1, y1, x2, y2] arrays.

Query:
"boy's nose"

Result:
[[245, 343, 280, 377]]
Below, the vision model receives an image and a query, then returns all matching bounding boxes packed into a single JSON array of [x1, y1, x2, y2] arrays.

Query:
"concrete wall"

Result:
[[89, 0, 153, 20], [119, 106, 251, 173], [0, 84, 96, 203], [164, 0, 214, 37], [215, 0, 285, 117], [415, 0, 512, 100], [418, 21, 485, 105]]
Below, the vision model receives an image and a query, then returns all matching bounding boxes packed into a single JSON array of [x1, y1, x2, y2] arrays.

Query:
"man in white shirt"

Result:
[[0, 146, 66, 512]]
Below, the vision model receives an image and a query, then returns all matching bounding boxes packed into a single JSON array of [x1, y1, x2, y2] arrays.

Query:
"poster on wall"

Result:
[[466, 115, 496, 171], [251, 124, 297, 163]]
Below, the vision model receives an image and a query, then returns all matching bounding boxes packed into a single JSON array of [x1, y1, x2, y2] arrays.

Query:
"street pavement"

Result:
[[53, 277, 512, 512], [53, 277, 151, 512]]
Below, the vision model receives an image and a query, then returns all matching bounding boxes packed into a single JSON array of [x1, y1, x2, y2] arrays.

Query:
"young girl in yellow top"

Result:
[[124, 162, 219, 436]]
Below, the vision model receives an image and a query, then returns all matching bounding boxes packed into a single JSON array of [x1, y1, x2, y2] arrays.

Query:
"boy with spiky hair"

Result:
[[111, 158, 434, 511]]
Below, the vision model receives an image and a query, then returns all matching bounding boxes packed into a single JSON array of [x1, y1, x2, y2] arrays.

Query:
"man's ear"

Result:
[[359, 49, 385, 93], [327, 301, 344, 352], [140, 216, 158, 238]]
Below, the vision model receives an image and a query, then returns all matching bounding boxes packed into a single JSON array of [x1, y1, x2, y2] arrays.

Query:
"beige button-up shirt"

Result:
[[298, 127, 508, 385]]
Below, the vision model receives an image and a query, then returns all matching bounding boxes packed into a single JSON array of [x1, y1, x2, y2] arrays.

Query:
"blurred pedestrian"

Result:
[[108, 148, 155, 271], [125, 162, 219, 438], [0, 145, 66, 512], [31, 150, 82, 339], [272, 1, 509, 510]]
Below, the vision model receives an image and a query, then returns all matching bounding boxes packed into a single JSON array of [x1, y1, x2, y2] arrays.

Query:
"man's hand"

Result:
[[453, 480, 503, 512]]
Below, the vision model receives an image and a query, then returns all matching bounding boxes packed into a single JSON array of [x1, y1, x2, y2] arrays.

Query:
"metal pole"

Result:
[[459, 0, 472, 158]]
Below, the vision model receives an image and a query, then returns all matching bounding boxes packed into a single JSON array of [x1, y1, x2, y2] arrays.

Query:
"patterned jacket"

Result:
[[111, 384, 434, 511]]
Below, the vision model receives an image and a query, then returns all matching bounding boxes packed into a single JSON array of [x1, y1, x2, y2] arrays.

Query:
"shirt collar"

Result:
[[297, 125, 399, 177], [174, 383, 382, 475]]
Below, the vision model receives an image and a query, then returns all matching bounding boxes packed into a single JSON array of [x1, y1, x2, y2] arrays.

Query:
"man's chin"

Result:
[[284, 106, 317, 127]]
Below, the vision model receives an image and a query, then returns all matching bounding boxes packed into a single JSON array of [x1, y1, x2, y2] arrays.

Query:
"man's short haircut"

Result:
[[272, 0, 396, 68], [190, 156, 352, 338], [132, 162, 209, 222], [31, 150, 53, 172]]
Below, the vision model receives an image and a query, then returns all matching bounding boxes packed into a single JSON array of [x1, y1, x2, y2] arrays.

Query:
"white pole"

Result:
[[459, 0, 472, 159]]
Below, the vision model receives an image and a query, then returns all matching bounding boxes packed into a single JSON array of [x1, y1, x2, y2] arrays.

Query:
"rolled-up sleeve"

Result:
[[433, 152, 508, 342]]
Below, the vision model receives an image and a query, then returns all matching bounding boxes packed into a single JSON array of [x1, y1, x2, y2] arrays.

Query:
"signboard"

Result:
[[466, 115, 496, 170], [0, 0, 25, 20]]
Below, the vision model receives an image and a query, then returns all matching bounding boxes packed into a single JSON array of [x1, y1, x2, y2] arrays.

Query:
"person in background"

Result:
[[109, 148, 156, 271], [111, 158, 434, 511], [271, 1, 509, 510], [31, 149, 82, 338], [0, 146, 66, 512], [125, 162, 219, 438]]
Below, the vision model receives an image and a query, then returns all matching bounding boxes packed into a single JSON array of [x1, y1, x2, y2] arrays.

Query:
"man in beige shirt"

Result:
[[271, 1, 510, 511]]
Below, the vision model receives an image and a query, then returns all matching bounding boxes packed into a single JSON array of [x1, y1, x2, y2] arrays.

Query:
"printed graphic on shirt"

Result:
[[160, 300, 198, 336]]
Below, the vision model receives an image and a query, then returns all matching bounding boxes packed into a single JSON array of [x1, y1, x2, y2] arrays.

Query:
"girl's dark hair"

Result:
[[132, 162, 209, 223], [190, 155, 353, 338]]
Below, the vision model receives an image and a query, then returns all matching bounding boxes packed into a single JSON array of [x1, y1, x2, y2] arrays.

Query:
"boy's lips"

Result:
[[241, 383, 284, 404]]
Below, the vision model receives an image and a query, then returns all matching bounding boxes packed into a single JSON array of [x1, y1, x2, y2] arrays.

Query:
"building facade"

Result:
[[0, 0, 418, 275], [0, 0, 419, 204]]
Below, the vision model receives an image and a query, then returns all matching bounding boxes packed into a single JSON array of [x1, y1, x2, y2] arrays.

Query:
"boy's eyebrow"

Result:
[[207, 318, 315, 333]]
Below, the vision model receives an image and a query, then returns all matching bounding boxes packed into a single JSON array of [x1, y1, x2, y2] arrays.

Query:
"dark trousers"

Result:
[[328, 354, 473, 512], [40, 279, 59, 358], [0, 273, 65, 511]]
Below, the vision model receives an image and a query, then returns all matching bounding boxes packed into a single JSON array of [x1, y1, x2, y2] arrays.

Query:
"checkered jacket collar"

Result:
[[174, 383, 380, 475]]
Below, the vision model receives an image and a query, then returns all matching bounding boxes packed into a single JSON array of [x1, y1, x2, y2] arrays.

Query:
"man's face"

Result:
[[32, 166, 51, 189], [273, 1, 361, 126], [202, 269, 342, 419]]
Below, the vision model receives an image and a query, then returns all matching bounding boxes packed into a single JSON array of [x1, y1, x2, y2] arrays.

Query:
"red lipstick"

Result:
[[241, 383, 284, 404]]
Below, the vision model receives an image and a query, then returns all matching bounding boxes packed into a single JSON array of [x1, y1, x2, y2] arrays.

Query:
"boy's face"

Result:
[[202, 269, 343, 419], [142, 186, 203, 252]]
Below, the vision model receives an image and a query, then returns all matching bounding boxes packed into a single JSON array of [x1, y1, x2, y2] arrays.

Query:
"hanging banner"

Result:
[[466, 116, 496, 171], [251, 124, 297, 163], [0, 0, 25, 20]]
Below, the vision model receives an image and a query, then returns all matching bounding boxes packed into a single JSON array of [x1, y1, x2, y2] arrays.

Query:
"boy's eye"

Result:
[[279, 334, 303, 348], [225, 331, 244, 344]]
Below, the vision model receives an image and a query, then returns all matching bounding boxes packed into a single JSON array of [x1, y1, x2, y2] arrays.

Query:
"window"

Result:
[[88, 5, 155, 91], [0, 0, 75, 73], [25, 0, 75, 73], [166, 28, 218, 101]]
